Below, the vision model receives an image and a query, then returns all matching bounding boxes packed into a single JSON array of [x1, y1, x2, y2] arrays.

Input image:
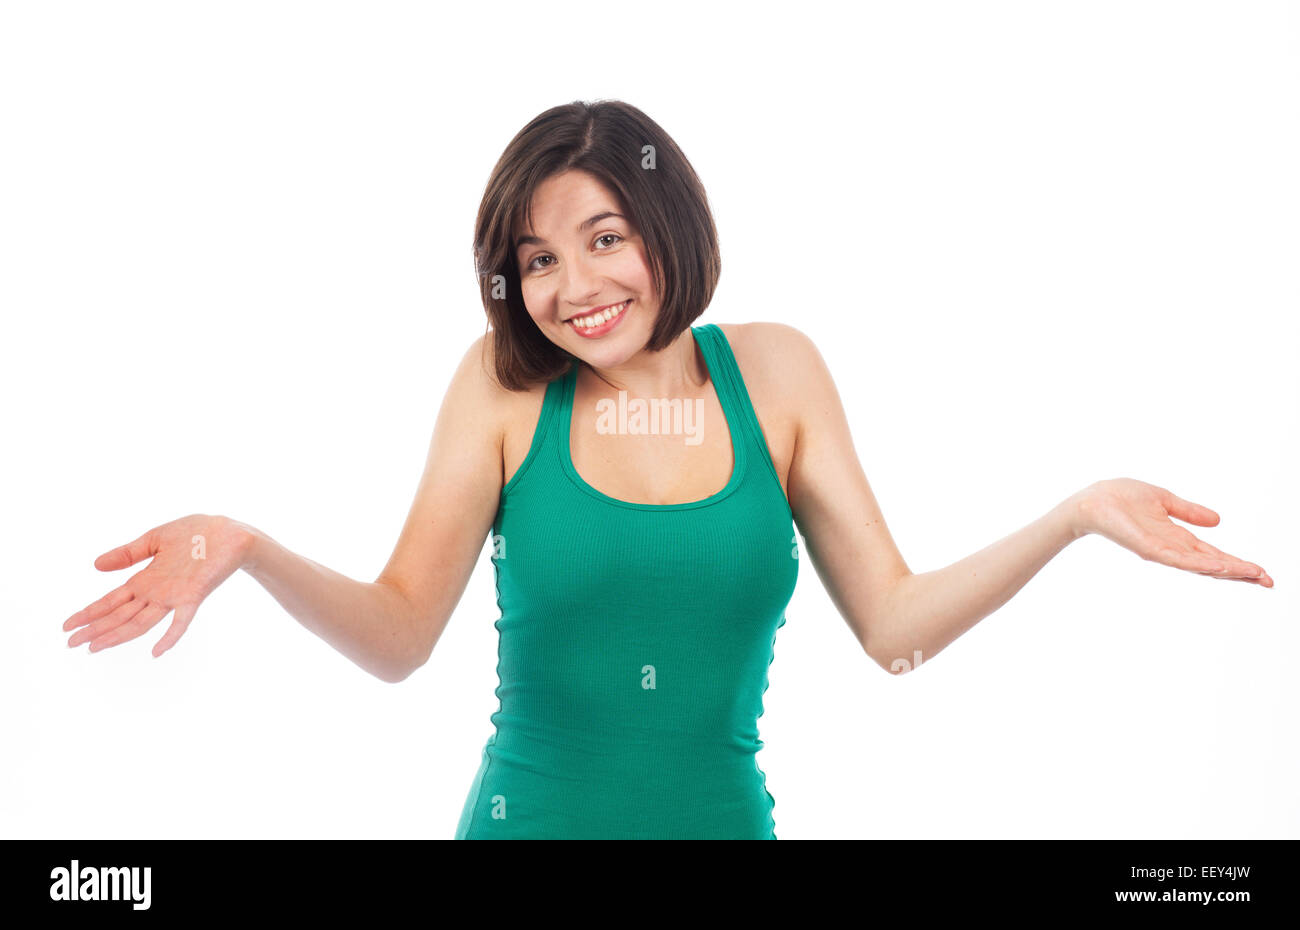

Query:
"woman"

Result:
[[62, 100, 1273, 839]]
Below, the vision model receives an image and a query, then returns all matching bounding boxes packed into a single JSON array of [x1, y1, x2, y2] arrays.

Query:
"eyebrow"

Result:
[[515, 211, 625, 249]]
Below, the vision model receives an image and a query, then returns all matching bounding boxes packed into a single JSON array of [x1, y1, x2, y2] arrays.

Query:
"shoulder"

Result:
[[443, 332, 546, 437], [714, 321, 824, 372], [459, 331, 559, 466], [709, 323, 839, 468], [713, 321, 834, 410], [455, 331, 556, 398]]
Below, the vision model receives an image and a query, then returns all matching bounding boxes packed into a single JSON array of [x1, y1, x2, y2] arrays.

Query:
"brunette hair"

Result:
[[474, 100, 721, 390]]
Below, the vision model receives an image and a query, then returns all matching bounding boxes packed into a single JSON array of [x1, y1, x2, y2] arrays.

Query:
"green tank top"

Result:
[[455, 323, 799, 839]]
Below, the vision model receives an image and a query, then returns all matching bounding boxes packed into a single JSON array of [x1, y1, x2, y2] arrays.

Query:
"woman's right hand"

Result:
[[64, 514, 256, 657]]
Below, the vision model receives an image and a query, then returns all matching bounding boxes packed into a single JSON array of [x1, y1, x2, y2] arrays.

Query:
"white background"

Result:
[[2, 0, 1295, 839]]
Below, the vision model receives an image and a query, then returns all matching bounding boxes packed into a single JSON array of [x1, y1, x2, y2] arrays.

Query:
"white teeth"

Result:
[[572, 300, 628, 329]]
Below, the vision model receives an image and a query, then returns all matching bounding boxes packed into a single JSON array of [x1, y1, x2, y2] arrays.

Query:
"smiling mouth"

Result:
[[566, 299, 631, 331]]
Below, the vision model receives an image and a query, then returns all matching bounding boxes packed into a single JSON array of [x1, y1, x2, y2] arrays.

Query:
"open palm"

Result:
[[1076, 478, 1272, 586], [63, 514, 253, 656]]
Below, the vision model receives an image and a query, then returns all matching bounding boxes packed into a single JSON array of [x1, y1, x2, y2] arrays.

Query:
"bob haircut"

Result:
[[474, 99, 722, 391]]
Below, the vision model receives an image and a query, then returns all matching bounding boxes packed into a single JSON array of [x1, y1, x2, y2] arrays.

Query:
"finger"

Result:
[[1215, 566, 1273, 585], [88, 601, 170, 652], [1189, 540, 1266, 579], [1194, 569, 1267, 583], [93, 527, 159, 572], [1186, 553, 1270, 584], [69, 594, 148, 648], [63, 584, 133, 631], [1154, 544, 1225, 574], [1190, 538, 1237, 561], [1159, 488, 1220, 527], [1168, 524, 1209, 547], [152, 602, 198, 657]]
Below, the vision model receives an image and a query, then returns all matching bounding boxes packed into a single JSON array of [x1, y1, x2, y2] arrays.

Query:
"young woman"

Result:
[[62, 100, 1273, 839]]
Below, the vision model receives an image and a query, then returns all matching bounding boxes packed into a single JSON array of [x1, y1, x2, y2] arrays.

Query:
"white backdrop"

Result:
[[2, 0, 1295, 839]]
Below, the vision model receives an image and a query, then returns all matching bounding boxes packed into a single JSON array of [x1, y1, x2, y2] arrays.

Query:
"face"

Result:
[[513, 169, 660, 368]]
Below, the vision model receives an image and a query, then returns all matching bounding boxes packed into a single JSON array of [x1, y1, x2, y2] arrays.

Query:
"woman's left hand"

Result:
[[1072, 478, 1273, 587]]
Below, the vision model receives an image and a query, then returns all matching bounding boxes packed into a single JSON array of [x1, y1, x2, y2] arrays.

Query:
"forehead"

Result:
[[514, 169, 624, 239]]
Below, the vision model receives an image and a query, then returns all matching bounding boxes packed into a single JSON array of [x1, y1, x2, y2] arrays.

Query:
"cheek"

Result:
[[624, 248, 656, 295], [519, 279, 550, 323]]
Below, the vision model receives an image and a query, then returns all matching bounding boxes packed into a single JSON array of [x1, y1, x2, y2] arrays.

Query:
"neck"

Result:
[[577, 328, 707, 398]]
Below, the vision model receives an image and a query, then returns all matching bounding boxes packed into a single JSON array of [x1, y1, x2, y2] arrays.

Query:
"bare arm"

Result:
[[65, 334, 507, 683], [776, 323, 912, 671], [242, 334, 506, 681], [868, 500, 1082, 672], [778, 324, 1266, 676], [238, 527, 428, 684], [253, 334, 508, 682], [372, 333, 509, 675], [781, 320, 1084, 672]]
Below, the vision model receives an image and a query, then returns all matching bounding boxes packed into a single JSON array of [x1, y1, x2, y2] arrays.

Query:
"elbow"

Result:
[[375, 654, 413, 684], [863, 646, 895, 677], [384, 639, 432, 685], [863, 573, 917, 677], [376, 580, 435, 684], [860, 634, 889, 675], [382, 660, 416, 685], [366, 632, 426, 685], [862, 635, 917, 678]]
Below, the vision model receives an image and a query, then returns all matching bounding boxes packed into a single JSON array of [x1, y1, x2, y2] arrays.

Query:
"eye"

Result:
[[595, 233, 622, 249], [526, 254, 555, 271]]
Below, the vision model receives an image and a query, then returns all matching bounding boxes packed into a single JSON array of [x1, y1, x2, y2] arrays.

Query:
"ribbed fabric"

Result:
[[454, 323, 798, 839]]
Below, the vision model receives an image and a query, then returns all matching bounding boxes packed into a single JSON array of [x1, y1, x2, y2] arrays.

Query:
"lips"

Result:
[[566, 298, 630, 337], [569, 300, 629, 329], [566, 299, 630, 325]]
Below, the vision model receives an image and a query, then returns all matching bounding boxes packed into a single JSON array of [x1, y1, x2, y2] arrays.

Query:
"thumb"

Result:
[[1162, 488, 1220, 527], [94, 527, 158, 571], [152, 601, 198, 657]]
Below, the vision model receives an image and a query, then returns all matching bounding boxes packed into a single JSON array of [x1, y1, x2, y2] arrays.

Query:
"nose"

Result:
[[558, 252, 603, 311]]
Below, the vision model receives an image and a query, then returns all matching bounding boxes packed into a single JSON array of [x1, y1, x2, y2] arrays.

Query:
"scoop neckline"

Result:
[[557, 325, 748, 511]]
